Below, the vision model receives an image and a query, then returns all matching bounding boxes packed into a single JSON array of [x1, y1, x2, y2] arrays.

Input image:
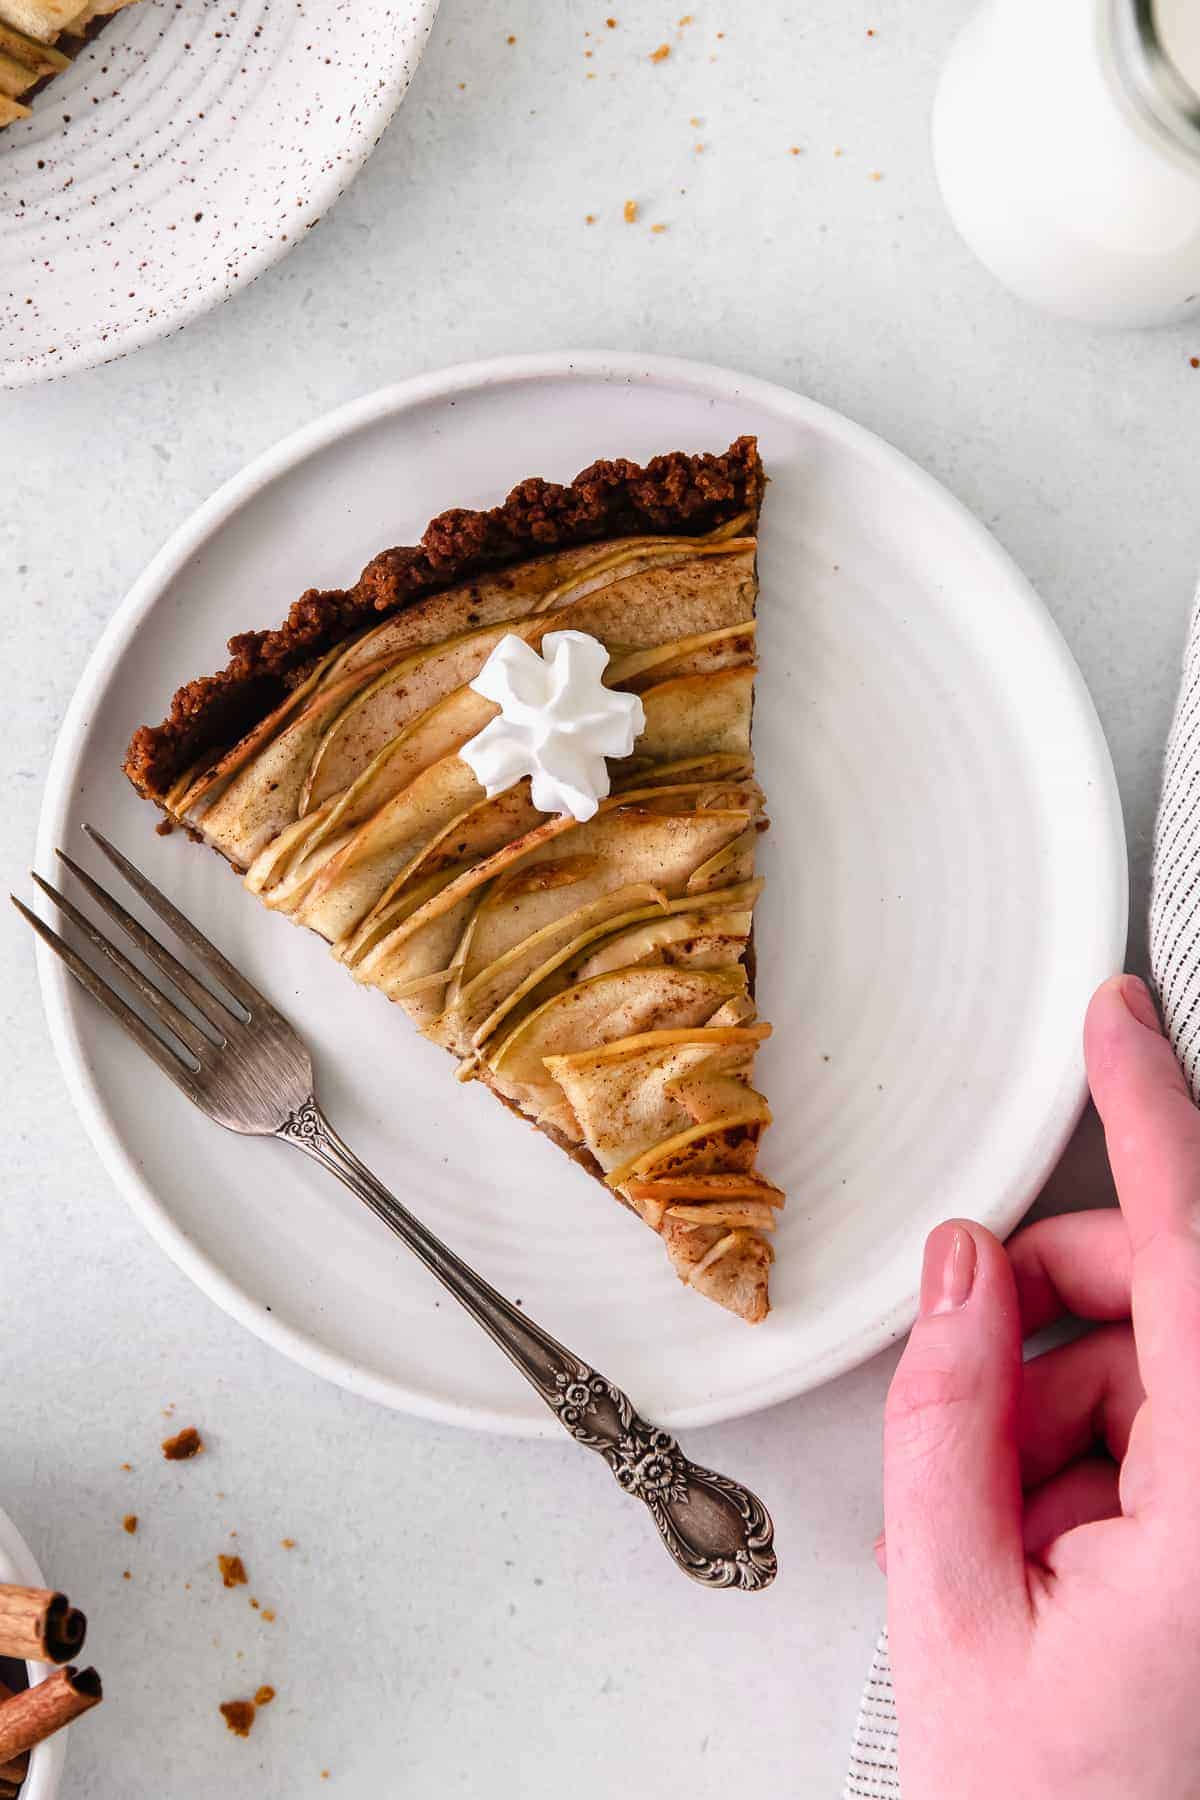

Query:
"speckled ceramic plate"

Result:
[[0, 0, 439, 388], [36, 353, 1127, 1436]]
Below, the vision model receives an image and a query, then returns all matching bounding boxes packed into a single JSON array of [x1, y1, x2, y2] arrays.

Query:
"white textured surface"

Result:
[[0, 0, 1197, 1795]]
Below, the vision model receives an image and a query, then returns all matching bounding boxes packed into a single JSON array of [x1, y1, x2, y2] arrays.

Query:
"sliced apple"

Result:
[[0, 0, 84, 41], [607, 1106, 770, 1188], [0, 90, 29, 119], [0, 17, 70, 67], [570, 909, 752, 980], [625, 667, 755, 769], [327, 529, 745, 679], [608, 620, 756, 690], [485, 965, 749, 1129], [545, 1037, 764, 1176], [301, 622, 534, 813], [291, 755, 490, 943], [425, 882, 673, 1057], [448, 808, 753, 990], [686, 825, 760, 893]]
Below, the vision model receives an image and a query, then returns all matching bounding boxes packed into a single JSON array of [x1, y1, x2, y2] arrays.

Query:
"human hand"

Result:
[[880, 975, 1200, 1799]]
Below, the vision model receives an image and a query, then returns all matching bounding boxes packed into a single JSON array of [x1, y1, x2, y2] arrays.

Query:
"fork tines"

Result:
[[13, 825, 255, 1097]]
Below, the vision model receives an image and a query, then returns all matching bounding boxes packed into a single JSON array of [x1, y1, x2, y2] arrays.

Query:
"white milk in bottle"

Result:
[[932, 0, 1200, 327]]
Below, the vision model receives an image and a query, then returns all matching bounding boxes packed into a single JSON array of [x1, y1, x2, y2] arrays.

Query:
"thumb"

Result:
[[884, 1221, 1028, 1658]]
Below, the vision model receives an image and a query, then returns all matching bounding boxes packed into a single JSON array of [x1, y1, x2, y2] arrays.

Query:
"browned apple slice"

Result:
[[485, 965, 750, 1130], [545, 1034, 768, 1178]]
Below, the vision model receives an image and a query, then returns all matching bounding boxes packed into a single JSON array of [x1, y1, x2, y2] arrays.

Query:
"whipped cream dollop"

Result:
[[460, 630, 645, 823]]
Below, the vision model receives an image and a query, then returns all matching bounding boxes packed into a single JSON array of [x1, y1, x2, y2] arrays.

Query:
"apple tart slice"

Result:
[[125, 438, 782, 1322]]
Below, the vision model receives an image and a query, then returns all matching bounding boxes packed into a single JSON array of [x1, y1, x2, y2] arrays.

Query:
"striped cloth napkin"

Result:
[[843, 585, 1200, 1797]]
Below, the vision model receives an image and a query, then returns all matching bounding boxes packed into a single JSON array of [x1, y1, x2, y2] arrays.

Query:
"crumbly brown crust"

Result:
[[124, 438, 763, 800]]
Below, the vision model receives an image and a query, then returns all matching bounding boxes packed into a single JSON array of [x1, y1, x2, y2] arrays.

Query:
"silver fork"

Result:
[[15, 826, 776, 1592]]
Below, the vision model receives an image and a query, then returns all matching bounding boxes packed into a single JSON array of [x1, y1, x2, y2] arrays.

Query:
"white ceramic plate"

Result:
[[0, 1504, 67, 1800], [0, 0, 439, 388], [36, 351, 1128, 1436]]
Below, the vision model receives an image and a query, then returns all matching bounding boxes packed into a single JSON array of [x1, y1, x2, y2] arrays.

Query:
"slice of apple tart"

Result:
[[124, 437, 783, 1323]]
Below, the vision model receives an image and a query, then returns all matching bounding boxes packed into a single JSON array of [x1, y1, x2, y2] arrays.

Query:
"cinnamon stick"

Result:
[[0, 1681, 28, 1789], [0, 1587, 85, 1663], [0, 1667, 102, 1764]]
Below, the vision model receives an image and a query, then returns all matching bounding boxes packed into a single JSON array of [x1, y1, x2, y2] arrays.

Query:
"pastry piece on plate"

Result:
[[0, 0, 137, 129], [124, 438, 783, 1323]]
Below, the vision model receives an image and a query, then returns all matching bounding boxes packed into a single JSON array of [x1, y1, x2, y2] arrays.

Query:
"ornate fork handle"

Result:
[[278, 1098, 777, 1591]]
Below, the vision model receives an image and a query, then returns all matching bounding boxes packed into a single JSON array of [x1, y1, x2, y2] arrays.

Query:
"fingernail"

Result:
[[1117, 975, 1161, 1034], [919, 1222, 976, 1317]]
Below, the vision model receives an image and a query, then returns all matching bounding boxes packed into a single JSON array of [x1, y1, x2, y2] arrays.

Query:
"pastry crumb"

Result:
[[789, 145, 801, 155], [249, 1597, 260, 1610], [678, 11, 692, 21], [505, 33, 516, 44], [220, 1700, 256, 1738], [254, 1685, 275, 1707], [123, 1515, 138, 1534], [606, 15, 616, 24], [122, 1570, 131, 1580], [218, 1554, 248, 1589], [650, 42, 669, 61], [120, 1462, 132, 1471], [281, 1538, 296, 1550], [868, 169, 883, 180], [1191, 357, 1199, 368], [651, 223, 667, 233], [162, 1426, 202, 1460], [623, 198, 638, 222], [262, 1608, 276, 1623], [585, 212, 596, 222]]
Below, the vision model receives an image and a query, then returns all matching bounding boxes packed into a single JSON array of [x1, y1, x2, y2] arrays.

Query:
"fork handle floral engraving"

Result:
[[278, 1098, 777, 1591]]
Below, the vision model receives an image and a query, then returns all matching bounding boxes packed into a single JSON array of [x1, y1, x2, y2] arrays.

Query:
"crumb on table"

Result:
[[623, 199, 638, 222], [220, 1700, 256, 1738], [123, 1515, 138, 1534], [280, 1538, 296, 1550], [218, 1554, 248, 1589], [254, 1685, 275, 1707], [261, 1608, 276, 1623], [650, 42, 669, 62], [162, 1426, 203, 1460]]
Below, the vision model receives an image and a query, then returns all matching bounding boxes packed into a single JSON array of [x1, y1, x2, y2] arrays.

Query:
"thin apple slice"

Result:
[[607, 1105, 770, 1188], [291, 755, 491, 943], [0, 0, 83, 41], [545, 1037, 766, 1177], [196, 659, 402, 866], [660, 1220, 772, 1324], [350, 808, 752, 1042], [622, 667, 755, 770], [173, 645, 350, 821], [569, 909, 753, 980], [0, 90, 29, 119], [301, 622, 532, 813], [425, 882, 674, 1057], [485, 965, 749, 1130], [607, 620, 755, 690], [449, 808, 754, 989], [686, 825, 760, 893], [266, 685, 498, 885], [0, 16, 69, 65], [328, 529, 746, 679]]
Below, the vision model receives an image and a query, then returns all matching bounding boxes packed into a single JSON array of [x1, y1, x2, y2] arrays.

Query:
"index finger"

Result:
[[1084, 976, 1200, 1474]]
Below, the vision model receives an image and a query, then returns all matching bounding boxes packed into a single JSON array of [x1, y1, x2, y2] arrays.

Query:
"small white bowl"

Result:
[[0, 1505, 67, 1800]]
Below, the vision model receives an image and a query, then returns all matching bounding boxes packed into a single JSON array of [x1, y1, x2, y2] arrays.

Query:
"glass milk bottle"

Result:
[[933, 0, 1200, 327]]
